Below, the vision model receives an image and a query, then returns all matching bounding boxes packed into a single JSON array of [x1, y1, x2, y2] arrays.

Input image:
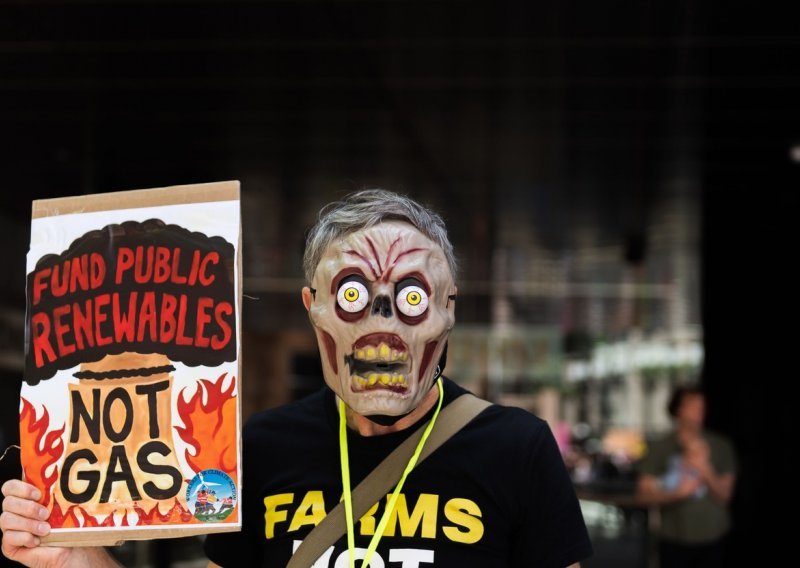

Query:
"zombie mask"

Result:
[[305, 221, 456, 417]]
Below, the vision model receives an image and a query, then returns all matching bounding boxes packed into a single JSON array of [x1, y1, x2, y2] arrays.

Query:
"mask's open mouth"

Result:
[[345, 333, 411, 392]]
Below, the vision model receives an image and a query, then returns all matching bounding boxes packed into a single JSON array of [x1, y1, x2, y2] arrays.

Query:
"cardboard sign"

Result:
[[21, 181, 242, 546]]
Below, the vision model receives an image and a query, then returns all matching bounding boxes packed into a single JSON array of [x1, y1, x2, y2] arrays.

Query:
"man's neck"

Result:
[[344, 385, 440, 437], [677, 422, 702, 440]]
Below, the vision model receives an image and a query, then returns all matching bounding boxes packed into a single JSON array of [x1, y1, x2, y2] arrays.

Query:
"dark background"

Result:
[[1, 1, 796, 565]]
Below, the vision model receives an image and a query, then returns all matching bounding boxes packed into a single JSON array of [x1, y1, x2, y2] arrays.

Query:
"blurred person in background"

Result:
[[637, 386, 736, 568]]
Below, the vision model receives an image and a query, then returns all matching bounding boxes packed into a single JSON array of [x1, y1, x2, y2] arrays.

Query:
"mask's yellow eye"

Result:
[[337, 281, 369, 313], [396, 285, 429, 317]]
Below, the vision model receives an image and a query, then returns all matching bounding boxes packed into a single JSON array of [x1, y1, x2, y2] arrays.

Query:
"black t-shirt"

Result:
[[205, 378, 592, 567]]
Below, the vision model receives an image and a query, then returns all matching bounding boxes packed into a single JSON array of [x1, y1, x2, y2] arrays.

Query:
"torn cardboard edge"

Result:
[[32, 181, 240, 219]]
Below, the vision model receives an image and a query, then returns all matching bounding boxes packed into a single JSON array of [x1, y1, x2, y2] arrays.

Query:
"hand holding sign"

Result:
[[0, 479, 121, 567]]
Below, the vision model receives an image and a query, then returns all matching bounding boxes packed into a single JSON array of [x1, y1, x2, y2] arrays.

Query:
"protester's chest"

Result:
[[245, 434, 520, 567]]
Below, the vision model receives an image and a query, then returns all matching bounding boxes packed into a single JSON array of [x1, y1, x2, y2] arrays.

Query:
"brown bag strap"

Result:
[[287, 393, 492, 568]]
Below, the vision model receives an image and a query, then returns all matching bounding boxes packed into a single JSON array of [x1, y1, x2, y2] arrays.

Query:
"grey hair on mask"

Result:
[[303, 189, 457, 283]]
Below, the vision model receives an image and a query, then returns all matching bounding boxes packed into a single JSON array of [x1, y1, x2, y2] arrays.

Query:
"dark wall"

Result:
[[700, 3, 797, 560]]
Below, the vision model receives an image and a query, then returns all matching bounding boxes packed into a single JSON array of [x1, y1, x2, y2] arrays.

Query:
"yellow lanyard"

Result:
[[338, 377, 444, 568]]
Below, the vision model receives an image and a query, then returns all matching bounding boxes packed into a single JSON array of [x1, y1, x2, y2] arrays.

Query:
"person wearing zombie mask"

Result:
[[0, 190, 592, 568], [204, 190, 592, 567]]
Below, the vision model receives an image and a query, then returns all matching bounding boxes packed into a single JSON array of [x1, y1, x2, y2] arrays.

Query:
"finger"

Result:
[[0, 511, 51, 537], [1, 528, 41, 549], [2, 495, 49, 520], [1, 480, 41, 501]]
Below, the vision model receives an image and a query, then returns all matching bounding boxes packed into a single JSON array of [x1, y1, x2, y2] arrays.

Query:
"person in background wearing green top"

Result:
[[637, 386, 737, 568]]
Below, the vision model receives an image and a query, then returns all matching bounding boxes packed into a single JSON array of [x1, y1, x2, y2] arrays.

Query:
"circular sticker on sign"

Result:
[[186, 469, 237, 522]]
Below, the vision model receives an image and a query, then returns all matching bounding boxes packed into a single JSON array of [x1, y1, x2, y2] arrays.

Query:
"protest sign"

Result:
[[21, 181, 242, 545]]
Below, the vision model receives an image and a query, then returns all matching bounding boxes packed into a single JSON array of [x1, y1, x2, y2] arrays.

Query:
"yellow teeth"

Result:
[[351, 342, 410, 390], [353, 342, 408, 362], [352, 373, 407, 389]]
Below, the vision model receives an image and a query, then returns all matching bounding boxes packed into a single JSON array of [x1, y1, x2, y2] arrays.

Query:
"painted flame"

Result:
[[175, 373, 237, 474], [48, 499, 79, 528], [50, 497, 188, 528], [19, 398, 65, 508], [49, 498, 112, 528], [134, 499, 193, 525]]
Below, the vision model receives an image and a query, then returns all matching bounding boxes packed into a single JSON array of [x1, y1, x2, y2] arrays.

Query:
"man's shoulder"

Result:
[[703, 429, 736, 456], [446, 392, 550, 454], [478, 400, 549, 431], [703, 429, 732, 445], [637, 432, 679, 473], [442, 378, 549, 433]]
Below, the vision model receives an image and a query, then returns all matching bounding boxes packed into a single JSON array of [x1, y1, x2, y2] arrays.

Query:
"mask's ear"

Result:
[[302, 286, 315, 311], [446, 286, 457, 314], [433, 342, 448, 379]]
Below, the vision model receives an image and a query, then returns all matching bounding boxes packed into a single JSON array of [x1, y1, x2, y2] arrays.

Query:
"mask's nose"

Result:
[[371, 294, 393, 318]]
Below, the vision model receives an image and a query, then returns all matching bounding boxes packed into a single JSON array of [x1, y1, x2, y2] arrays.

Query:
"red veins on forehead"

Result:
[[344, 235, 427, 282]]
